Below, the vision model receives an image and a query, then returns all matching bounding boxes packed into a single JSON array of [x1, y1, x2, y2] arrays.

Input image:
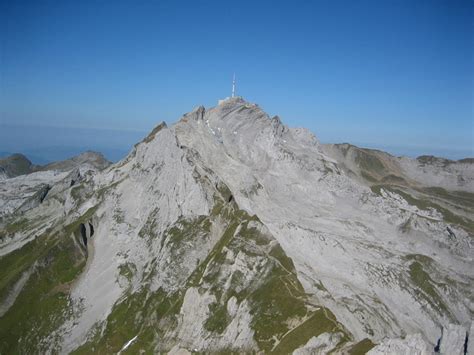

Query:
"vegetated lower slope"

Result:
[[0, 97, 472, 354]]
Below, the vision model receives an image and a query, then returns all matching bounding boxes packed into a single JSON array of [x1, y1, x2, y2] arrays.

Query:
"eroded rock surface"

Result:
[[0, 97, 472, 354]]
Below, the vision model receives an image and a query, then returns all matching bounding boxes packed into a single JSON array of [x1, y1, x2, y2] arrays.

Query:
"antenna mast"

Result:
[[232, 73, 236, 98]]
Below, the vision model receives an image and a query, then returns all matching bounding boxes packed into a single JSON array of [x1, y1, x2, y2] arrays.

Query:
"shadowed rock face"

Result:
[[15, 184, 51, 213], [0, 97, 472, 354], [77, 222, 95, 249], [80, 223, 88, 247]]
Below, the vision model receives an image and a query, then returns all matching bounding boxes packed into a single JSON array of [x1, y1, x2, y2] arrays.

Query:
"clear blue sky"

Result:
[[1, 0, 473, 161]]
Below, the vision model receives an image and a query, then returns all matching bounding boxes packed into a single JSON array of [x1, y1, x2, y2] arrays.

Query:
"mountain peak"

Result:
[[1, 99, 473, 355], [0, 153, 33, 179]]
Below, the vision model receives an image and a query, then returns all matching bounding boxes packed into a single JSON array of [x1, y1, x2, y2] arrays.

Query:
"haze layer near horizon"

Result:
[[1, 0, 472, 159]]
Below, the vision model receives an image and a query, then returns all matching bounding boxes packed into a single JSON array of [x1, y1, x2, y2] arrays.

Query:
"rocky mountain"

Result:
[[0, 151, 110, 180], [0, 97, 472, 354], [0, 153, 35, 180], [38, 151, 111, 173], [0, 151, 110, 218]]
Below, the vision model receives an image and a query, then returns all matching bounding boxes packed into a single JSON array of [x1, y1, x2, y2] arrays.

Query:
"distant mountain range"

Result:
[[0, 147, 130, 165], [0, 152, 110, 180], [0, 123, 147, 164], [1, 122, 472, 165]]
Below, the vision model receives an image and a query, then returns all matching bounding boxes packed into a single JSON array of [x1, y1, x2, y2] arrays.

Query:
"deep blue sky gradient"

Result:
[[1, 0, 473, 161]]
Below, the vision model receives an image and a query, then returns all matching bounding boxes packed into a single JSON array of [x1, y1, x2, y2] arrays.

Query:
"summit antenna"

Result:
[[232, 73, 236, 98]]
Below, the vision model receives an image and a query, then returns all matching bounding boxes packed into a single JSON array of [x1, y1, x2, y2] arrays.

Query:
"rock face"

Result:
[[367, 333, 432, 355], [0, 97, 472, 354], [438, 323, 469, 355]]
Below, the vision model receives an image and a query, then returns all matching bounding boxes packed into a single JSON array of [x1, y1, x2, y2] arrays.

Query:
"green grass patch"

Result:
[[408, 261, 449, 316], [355, 151, 386, 175], [72, 287, 181, 354], [0, 230, 86, 353], [348, 338, 376, 354], [204, 302, 231, 334], [250, 269, 307, 351], [272, 309, 340, 353], [381, 174, 406, 185], [269, 244, 298, 276], [0, 206, 100, 353], [4, 218, 29, 234], [421, 187, 474, 209], [416, 155, 450, 166], [360, 170, 378, 183], [0, 234, 46, 304]]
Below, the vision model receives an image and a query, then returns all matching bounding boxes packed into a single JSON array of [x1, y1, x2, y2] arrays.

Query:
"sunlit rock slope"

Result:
[[0, 97, 472, 354]]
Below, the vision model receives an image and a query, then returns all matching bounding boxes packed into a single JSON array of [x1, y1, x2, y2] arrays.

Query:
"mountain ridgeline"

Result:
[[0, 97, 472, 354]]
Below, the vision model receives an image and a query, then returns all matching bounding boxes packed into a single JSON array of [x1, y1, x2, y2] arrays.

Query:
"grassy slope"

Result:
[[0, 208, 96, 353]]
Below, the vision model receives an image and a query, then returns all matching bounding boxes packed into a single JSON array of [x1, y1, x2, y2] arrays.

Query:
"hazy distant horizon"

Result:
[[1, 122, 471, 164], [1, 0, 472, 161]]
